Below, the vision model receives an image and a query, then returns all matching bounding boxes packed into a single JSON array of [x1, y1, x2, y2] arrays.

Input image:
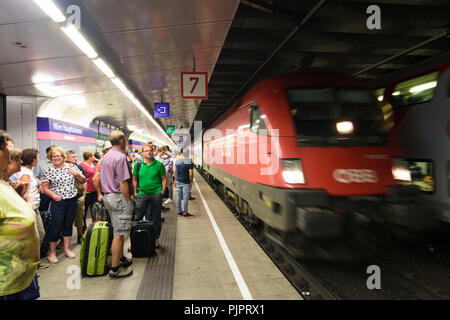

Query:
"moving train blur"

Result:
[[192, 69, 446, 260]]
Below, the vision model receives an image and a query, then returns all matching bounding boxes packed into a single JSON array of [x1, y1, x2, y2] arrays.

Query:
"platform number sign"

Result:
[[167, 125, 175, 134], [181, 72, 208, 99]]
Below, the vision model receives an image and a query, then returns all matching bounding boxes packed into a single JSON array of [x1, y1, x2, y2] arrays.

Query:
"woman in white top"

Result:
[[42, 147, 86, 263]]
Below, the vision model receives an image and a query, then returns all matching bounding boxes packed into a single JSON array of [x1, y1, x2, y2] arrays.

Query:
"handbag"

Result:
[[71, 164, 85, 195], [75, 179, 85, 195]]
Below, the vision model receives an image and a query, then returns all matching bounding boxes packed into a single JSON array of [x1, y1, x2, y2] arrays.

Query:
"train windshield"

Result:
[[286, 87, 386, 146]]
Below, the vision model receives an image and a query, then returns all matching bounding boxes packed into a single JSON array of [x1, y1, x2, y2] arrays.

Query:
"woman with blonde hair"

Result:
[[42, 147, 86, 263]]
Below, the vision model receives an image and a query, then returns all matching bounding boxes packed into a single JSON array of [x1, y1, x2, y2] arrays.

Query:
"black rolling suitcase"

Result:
[[131, 221, 156, 257]]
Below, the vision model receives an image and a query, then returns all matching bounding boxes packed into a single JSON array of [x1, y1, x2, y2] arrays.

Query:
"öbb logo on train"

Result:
[[333, 169, 378, 184]]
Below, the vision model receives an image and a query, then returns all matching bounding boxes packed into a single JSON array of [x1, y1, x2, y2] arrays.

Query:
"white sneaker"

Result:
[[163, 199, 173, 205]]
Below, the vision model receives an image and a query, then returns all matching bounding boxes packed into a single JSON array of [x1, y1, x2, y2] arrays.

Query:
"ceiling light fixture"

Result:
[[409, 81, 437, 93], [60, 25, 98, 59], [111, 77, 128, 92], [92, 58, 115, 78], [33, 0, 66, 22], [35, 0, 174, 146]]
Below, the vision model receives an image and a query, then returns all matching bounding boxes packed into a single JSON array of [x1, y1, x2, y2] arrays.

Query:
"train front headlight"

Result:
[[392, 158, 411, 182], [282, 159, 305, 184]]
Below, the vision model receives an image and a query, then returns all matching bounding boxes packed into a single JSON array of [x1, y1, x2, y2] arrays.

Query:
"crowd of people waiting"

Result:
[[0, 129, 196, 299]]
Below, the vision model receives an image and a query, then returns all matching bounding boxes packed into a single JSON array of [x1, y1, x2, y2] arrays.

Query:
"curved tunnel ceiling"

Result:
[[0, 0, 240, 146]]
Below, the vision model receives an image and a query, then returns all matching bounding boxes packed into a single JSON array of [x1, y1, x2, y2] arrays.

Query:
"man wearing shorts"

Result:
[[99, 130, 134, 278]]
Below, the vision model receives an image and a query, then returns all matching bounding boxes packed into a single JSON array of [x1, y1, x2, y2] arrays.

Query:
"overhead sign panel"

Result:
[[154, 102, 170, 118], [166, 125, 175, 134], [36, 117, 96, 143], [181, 72, 208, 99]]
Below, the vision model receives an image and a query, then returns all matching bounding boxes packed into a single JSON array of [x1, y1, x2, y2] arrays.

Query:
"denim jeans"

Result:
[[38, 193, 51, 212], [166, 171, 173, 200], [48, 197, 77, 242], [133, 192, 162, 239], [177, 182, 191, 214]]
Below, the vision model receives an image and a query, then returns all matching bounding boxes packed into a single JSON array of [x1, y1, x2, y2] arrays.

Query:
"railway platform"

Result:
[[37, 169, 302, 300]]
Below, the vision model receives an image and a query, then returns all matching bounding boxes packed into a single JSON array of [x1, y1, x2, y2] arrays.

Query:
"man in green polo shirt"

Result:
[[132, 142, 167, 248]]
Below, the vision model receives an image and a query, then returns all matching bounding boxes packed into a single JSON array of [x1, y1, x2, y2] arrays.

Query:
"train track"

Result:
[[197, 168, 337, 300], [197, 167, 450, 300]]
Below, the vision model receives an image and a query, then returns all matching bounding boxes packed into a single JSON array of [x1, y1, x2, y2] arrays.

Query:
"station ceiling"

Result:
[[0, 0, 448, 145], [195, 0, 450, 134]]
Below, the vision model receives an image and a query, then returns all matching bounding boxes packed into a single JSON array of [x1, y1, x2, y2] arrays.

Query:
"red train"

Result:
[[194, 72, 435, 254]]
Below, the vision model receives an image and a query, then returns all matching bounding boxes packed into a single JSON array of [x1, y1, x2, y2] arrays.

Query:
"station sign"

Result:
[[36, 117, 96, 143], [166, 125, 175, 134], [181, 72, 208, 99], [154, 102, 170, 118]]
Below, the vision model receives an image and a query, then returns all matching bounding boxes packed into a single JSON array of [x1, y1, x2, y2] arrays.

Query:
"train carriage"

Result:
[[195, 72, 437, 255], [373, 51, 450, 226]]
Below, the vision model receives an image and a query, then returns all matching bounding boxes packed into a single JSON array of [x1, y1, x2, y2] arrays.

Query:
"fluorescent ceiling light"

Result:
[[35, 83, 58, 97], [409, 81, 437, 93], [92, 58, 115, 78], [123, 90, 136, 102], [60, 94, 86, 106], [34, 0, 66, 22], [392, 91, 400, 96], [61, 25, 98, 59], [112, 77, 127, 92]]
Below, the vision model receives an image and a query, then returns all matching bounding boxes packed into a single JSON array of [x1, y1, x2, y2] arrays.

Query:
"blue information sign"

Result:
[[154, 102, 170, 118]]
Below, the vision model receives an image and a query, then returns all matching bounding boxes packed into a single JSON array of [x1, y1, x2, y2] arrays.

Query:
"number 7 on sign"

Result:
[[189, 77, 199, 94], [181, 72, 208, 99]]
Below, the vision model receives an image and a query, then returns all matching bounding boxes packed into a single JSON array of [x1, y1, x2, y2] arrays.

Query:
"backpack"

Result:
[[73, 164, 85, 195]]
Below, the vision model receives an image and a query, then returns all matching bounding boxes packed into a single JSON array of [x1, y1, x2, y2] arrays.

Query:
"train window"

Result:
[[336, 89, 381, 118], [390, 71, 439, 109], [404, 160, 435, 193], [286, 87, 384, 142], [250, 105, 268, 136]]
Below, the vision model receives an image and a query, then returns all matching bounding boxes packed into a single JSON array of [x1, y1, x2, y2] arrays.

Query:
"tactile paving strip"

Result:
[[136, 207, 176, 300]]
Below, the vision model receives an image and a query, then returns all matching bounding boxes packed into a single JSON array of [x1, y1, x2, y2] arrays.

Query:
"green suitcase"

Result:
[[80, 221, 111, 276]]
